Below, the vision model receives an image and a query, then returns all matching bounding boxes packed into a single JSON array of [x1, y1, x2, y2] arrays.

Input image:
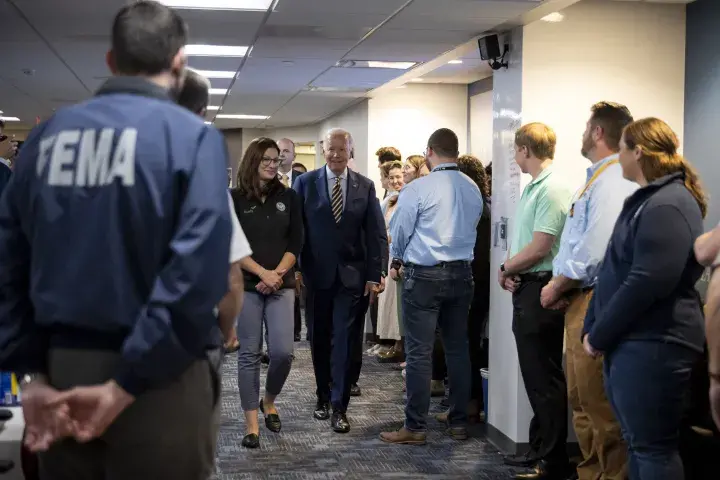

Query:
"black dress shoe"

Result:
[[313, 401, 330, 420], [503, 451, 538, 468], [261, 352, 270, 365], [260, 401, 282, 433], [515, 460, 570, 480], [331, 411, 350, 433], [350, 384, 361, 397], [241, 433, 260, 449]]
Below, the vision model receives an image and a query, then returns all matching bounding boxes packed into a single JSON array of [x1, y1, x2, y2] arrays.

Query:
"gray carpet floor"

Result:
[[213, 339, 516, 479]]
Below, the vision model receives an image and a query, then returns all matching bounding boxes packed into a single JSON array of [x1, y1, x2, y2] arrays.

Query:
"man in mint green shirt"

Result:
[[498, 123, 574, 480]]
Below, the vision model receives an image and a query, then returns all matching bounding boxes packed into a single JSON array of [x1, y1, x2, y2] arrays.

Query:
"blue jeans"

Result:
[[402, 262, 473, 432], [604, 340, 699, 480]]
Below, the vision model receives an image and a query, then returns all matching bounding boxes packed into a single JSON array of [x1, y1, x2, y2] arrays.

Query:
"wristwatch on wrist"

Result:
[[390, 258, 403, 271], [500, 263, 506, 273], [20, 373, 47, 390]]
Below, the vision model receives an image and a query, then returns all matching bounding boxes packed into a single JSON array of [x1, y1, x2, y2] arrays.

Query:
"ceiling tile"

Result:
[[251, 37, 354, 60], [312, 67, 405, 89], [274, 0, 410, 16]]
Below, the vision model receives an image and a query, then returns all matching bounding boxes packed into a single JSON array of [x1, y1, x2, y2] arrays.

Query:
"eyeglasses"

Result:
[[261, 157, 281, 166]]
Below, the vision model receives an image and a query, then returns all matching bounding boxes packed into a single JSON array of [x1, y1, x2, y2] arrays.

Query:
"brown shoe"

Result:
[[434, 410, 449, 423], [379, 427, 427, 445]]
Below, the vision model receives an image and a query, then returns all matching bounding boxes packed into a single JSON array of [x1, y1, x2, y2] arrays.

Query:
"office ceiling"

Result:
[[0, 0, 545, 129]]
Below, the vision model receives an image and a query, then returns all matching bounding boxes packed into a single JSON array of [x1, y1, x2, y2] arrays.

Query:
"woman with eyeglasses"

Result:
[[231, 137, 304, 449]]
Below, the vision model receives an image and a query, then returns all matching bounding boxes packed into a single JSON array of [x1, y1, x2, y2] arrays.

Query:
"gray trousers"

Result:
[[39, 348, 219, 480], [237, 289, 295, 411]]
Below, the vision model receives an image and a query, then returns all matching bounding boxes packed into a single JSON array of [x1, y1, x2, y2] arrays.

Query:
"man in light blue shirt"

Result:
[[540, 102, 636, 480], [379, 128, 483, 446]]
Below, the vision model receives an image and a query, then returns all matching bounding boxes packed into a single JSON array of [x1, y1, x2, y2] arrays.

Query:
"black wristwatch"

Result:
[[390, 258, 403, 271], [500, 263, 506, 273]]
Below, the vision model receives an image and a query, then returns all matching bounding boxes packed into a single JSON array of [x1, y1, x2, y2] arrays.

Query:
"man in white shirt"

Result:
[[278, 138, 300, 188]]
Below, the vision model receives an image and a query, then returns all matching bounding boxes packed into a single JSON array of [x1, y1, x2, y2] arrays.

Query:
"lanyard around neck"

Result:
[[569, 159, 618, 217]]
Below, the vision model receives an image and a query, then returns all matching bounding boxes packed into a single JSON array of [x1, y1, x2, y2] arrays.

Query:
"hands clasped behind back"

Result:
[[23, 379, 135, 452]]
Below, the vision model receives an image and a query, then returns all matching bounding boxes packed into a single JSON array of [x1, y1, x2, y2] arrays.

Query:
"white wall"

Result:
[[367, 83, 468, 194], [488, 0, 687, 447], [521, 0, 686, 192], [319, 100, 369, 174], [469, 90, 493, 165], [241, 124, 319, 167], [489, 26, 529, 446]]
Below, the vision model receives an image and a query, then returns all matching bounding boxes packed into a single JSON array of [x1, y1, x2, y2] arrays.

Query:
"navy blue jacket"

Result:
[[584, 172, 705, 354], [293, 167, 387, 291], [0, 162, 11, 197], [0, 77, 232, 395]]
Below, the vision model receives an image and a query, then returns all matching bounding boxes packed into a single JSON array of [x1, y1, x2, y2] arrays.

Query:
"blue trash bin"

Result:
[[480, 368, 489, 420]]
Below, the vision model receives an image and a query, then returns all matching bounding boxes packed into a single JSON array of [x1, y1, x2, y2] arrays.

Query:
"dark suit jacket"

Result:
[[293, 167, 387, 291], [0, 163, 11, 198]]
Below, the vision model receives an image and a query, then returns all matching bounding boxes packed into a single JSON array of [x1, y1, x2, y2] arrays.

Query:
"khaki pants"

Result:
[[39, 348, 219, 480], [565, 292, 627, 480]]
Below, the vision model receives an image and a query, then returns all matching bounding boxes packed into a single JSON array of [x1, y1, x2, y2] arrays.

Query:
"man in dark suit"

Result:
[[294, 128, 387, 433]]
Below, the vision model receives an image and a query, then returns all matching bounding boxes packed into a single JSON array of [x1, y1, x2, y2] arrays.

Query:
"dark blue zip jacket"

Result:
[[0, 77, 231, 396], [584, 172, 705, 354]]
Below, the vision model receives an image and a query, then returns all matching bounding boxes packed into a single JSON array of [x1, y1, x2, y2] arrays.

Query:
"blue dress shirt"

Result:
[[552, 154, 638, 287], [389, 162, 483, 266]]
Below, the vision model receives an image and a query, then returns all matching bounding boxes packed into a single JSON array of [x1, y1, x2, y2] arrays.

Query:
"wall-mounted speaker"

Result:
[[478, 34, 502, 60]]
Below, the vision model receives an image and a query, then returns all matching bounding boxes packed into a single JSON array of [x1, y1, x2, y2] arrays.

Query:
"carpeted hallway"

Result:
[[213, 338, 516, 479]]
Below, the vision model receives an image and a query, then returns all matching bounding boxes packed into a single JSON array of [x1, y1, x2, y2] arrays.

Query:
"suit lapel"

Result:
[[342, 169, 360, 224], [315, 167, 333, 215]]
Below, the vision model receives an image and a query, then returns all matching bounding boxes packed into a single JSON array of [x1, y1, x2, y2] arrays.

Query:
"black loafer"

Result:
[[350, 384, 361, 397], [503, 451, 539, 468], [331, 411, 350, 433], [260, 401, 282, 433], [241, 433, 260, 449], [314, 401, 330, 420]]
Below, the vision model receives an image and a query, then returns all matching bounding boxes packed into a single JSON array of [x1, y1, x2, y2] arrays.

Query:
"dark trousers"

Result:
[[349, 294, 370, 385], [38, 348, 219, 480], [403, 262, 473, 432], [605, 340, 699, 480], [294, 294, 302, 338], [431, 294, 489, 402], [306, 279, 364, 412], [512, 274, 568, 466]]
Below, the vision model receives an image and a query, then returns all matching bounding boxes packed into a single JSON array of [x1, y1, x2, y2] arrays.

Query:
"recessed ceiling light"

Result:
[[207, 106, 220, 111], [0, 116, 20, 122], [190, 69, 236, 79], [541, 12, 565, 22], [204, 121, 212, 124], [185, 44, 249, 57], [216, 114, 270, 120], [157, 0, 274, 11], [336, 60, 417, 70], [209, 88, 229, 95], [448, 60, 463, 64]]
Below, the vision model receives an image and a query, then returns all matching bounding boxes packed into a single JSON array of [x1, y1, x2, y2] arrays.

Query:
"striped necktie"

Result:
[[280, 173, 289, 187], [331, 177, 343, 223]]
